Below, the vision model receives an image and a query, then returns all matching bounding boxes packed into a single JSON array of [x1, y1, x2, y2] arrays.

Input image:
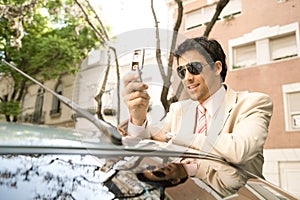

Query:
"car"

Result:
[[0, 121, 297, 200]]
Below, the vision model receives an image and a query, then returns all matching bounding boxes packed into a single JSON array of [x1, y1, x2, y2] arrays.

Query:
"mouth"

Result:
[[187, 83, 200, 90]]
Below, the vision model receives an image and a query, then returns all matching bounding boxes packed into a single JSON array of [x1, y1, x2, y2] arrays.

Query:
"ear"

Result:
[[215, 61, 222, 76]]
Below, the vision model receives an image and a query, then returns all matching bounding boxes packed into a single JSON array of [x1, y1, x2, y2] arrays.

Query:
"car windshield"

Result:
[[0, 122, 296, 200]]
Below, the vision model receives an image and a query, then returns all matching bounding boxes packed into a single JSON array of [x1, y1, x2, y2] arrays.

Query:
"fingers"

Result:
[[122, 72, 149, 107], [127, 90, 149, 104], [123, 81, 148, 97], [122, 71, 150, 125], [123, 71, 142, 87], [124, 89, 150, 116], [122, 72, 149, 104]]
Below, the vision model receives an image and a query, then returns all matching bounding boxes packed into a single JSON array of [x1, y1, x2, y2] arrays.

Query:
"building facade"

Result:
[[168, 0, 300, 197], [19, 74, 75, 128]]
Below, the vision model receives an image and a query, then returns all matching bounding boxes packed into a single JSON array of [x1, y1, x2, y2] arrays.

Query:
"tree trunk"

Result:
[[164, 0, 184, 112], [110, 46, 121, 124], [152, 0, 183, 114], [95, 49, 111, 120]]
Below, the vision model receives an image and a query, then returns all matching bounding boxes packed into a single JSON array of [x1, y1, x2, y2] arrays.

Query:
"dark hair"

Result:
[[174, 36, 227, 82]]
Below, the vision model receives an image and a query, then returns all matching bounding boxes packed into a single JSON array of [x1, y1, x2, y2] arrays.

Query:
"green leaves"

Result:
[[0, 100, 21, 116], [0, 0, 102, 121]]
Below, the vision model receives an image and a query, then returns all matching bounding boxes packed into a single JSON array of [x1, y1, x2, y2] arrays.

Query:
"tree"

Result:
[[151, 0, 183, 114], [73, 0, 230, 123], [0, 0, 101, 122], [74, 0, 183, 123], [74, 0, 121, 123]]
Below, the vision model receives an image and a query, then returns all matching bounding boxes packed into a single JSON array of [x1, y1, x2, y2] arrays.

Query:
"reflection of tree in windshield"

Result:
[[0, 154, 165, 199], [0, 154, 115, 199]]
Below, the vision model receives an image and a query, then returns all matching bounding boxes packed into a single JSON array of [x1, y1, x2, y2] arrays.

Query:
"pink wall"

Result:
[[226, 58, 300, 149], [176, 0, 300, 149]]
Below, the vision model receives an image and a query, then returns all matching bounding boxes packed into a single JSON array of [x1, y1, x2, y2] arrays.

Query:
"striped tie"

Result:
[[197, 105, 207, 135]]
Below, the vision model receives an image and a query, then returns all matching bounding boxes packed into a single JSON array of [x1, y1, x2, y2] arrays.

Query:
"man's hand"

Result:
[[122, 72, 150, 126]]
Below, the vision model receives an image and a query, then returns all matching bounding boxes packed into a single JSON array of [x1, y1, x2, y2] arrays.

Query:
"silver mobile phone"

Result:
[[131, 49, 145, 82]]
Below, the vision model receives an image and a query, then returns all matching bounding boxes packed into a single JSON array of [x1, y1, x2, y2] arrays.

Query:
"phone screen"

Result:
[[131, 49, 145, 82], [131, 49, 145, 71]]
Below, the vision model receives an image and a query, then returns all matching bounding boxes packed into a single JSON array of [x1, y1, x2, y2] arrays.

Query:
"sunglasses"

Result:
[[176, 62, 214, 79]]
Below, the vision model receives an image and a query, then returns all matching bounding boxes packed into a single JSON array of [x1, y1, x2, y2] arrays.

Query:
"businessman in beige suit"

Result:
[[119, 36, 273, 196]]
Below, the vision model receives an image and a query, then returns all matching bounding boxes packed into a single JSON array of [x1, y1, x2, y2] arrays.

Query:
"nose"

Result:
[[183, 69, 194, 81]]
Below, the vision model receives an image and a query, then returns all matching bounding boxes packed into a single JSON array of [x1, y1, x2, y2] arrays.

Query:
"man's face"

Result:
[[177, 50, 222, 103]]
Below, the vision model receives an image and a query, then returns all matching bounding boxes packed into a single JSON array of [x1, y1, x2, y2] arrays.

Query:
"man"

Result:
[[119, 37, 273, 196]]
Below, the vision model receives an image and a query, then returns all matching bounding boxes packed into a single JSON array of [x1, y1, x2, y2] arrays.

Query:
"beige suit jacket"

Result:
[[118, 86, 273, 196]]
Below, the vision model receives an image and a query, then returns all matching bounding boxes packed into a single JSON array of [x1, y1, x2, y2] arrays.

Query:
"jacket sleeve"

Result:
[[117, 102, 179, 141], [194, 159, 248, 197]]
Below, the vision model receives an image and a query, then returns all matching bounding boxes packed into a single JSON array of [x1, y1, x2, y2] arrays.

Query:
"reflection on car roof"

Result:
[[0, 121, 104, 147]]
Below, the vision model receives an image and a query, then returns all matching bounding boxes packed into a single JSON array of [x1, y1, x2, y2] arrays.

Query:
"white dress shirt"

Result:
[[182, 86, 226, 176], [198, 86, 226, 132]]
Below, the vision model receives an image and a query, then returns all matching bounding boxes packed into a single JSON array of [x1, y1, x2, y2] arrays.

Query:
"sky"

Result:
[[86, 0, 174, 125], [90, 0, 171, 36]]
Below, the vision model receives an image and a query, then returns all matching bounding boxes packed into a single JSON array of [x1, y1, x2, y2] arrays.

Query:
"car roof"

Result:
[[0, 121, 123, 156], [0, 122, 201, 157], [0, 121, 104, 146]]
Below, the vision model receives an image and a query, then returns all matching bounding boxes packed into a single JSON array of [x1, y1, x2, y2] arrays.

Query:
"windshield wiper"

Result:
[[1, 60, 122, 145]]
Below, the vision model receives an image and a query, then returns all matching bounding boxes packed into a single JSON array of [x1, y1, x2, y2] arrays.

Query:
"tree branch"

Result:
[[204, 0, 229, 37], [85, 0, 110, 41], [151, 0, 166, 80], [160, 0, 183, 113], [74, 0, 106, 43], [167, 0, 184, 105]]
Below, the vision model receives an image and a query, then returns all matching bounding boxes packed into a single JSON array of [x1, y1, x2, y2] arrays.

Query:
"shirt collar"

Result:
[[201, 86, 226, 117]]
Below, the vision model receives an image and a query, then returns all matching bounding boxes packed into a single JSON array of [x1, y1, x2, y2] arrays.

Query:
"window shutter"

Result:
[[287, 91, 300, 129], [233, 43, 256, 68], [270, 34, 297, 60]]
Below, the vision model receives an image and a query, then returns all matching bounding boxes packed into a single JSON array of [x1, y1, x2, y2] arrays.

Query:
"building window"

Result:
[[185, 8, 204, 30], [185, 0, 242, 31], [282, 83, 300, 131], [233, 42, 256, 69], [270, 33, 298, 61], [229, 22, 299, 70], [219, 0, 242, 19], [50, 83, 62, 117], [21, 93, 30, 122], [33, 88, 45, 124]]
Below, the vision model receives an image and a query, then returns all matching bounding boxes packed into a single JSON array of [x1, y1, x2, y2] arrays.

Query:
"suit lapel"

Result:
[[225, 86, 237, 118], [222, 86, 238, 132], [172, 100, 198, 147], [172, 86, 238, 149], [206, 85, 237, 136], [201, 86, 238, 152]]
